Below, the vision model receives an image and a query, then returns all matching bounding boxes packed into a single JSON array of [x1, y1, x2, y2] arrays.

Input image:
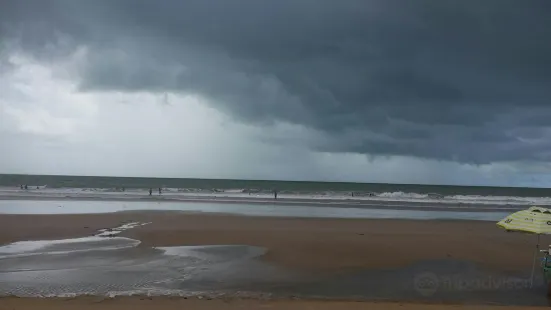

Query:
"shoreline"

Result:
[[0, 194, 526, 212]]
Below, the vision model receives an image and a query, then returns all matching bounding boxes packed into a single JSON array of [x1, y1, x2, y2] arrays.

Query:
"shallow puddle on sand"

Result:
[[0, 230, 294, 297], [1, 236, 550, 306]]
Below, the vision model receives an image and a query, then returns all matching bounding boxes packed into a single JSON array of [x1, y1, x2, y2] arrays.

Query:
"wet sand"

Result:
[[2, 296, 550, 310], [0, 212, 545, 271], [1, 212, 550, 307]]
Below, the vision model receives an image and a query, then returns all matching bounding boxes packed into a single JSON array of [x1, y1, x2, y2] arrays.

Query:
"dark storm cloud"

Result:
[[2, 0, 551, 164]]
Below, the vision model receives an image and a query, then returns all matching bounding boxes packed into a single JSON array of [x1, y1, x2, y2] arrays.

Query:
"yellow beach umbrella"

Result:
[[497, 206, 551, 234], [497, 206, 551, 287]]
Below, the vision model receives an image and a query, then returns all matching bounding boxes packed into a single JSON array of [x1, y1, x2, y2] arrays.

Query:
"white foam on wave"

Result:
[[1, 186, 551, 206], [359, 191, 551, 206]]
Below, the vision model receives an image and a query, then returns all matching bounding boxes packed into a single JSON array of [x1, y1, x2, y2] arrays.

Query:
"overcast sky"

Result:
[[1, 0, 551, 186]]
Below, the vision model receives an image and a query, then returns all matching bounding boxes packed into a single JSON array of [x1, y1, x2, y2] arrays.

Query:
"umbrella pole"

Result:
[[531, 234, 541, 288]]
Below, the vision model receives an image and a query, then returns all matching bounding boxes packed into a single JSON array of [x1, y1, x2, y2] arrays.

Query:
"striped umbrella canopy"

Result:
[[497, 206, 551, 234], [497, 206, 551, 288]]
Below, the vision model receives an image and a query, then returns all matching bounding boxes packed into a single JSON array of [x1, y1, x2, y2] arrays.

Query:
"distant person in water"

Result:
[[273, 189, 278, 199], [24, 185, 28, 190], [158, 187, 162, 195], [20, 185, 23, 189], [149, 188, 153, 196]]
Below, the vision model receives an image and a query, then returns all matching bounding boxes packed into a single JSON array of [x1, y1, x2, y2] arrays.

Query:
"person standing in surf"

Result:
[[149, 188, 153, 196]]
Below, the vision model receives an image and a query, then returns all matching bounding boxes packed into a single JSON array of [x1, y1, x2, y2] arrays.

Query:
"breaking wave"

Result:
[[1, 186, 551, 206]]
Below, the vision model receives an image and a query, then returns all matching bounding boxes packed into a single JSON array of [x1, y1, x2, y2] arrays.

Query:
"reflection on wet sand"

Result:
[[0, 200, 510, 221], [1, 210, 551, 306], [271, 259, 549, 306], [1, 234, 549, 306], [0, 221, 296, 297], [1, 231, 549, 306], [0, 235, 291, 297]]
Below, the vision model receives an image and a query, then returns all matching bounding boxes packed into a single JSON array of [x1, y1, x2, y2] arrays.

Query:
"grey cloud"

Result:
[[2, 0, 551, 164]]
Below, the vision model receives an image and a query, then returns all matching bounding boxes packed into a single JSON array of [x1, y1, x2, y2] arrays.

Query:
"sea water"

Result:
[[0, 200, 509, 221]]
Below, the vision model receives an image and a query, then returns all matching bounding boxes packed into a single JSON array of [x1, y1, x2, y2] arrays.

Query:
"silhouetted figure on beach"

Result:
[[149, 188, 153, 196], [24, 185, 28, 190], [351, 192, 354, 197], [20, 185, 23, 190], [158, 187, 162, 195], [273, 189, 278, 199]]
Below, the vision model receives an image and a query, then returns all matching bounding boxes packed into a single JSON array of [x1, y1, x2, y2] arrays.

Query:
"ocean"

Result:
[[1, 173, 550, 197]]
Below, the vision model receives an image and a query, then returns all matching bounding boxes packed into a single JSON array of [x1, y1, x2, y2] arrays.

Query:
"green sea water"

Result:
[[1, 174, 550, 197]]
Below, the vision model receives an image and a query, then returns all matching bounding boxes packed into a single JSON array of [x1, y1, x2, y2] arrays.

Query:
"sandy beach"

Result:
[[1, 207, 550, 309], [2, 296, 549, 310], [0, 212, 544, 271]]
